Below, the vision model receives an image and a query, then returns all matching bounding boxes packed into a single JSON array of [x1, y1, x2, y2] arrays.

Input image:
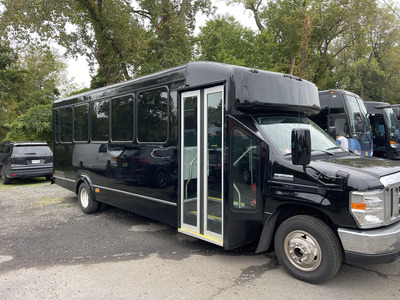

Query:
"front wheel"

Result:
[[274, 215, 342, 284], [78, 182, 99, 214]]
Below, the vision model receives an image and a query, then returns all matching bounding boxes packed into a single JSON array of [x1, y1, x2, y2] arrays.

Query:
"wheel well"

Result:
[[274, 204, 338, 238], [75, 180, 85, 195]]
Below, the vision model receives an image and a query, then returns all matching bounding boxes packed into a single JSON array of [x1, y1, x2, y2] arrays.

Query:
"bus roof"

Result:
[[54, 61, 320, 115]]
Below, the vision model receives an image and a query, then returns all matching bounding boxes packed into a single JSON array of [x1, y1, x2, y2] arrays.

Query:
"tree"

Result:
[[5, 104, 52, 145], [196, 15, 275, 70], [230, 0, 400, 103], [0, 42, 68, 141], [0, 42, 25, 140], [0, 0, 213, 85]]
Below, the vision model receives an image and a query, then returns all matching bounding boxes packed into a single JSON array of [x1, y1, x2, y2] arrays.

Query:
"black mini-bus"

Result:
[[53, 61, 400, 283], [364, 101, 400, 159], [309, 90, 373, 156]]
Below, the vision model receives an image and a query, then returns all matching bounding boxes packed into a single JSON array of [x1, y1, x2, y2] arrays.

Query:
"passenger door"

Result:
[[179, 86, 224, 245]]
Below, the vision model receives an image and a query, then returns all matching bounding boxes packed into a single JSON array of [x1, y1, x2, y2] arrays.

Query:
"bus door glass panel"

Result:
[[181, 86, 224, 244], [205, 87, 223, 237], [370, 115, 386, 157], [230, 128, 259, 211], [182, 91, 199, 230]]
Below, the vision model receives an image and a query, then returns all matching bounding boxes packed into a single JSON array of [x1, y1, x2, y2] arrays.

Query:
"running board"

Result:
[[178, 228, 223, 247]]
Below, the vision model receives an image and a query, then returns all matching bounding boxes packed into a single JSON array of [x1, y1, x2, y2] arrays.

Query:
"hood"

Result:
[[310, 155, 400, 190]]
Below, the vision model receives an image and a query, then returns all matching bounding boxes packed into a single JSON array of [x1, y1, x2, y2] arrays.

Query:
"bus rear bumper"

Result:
[[338, 221, 400, 265]]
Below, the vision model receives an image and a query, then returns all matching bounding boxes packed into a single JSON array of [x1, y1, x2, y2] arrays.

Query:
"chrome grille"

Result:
[[381, 173, 400, 225], [389, 186, 400, 221]]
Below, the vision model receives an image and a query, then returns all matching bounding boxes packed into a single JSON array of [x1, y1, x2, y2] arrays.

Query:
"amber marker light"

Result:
[[352, 203, 366, 210]]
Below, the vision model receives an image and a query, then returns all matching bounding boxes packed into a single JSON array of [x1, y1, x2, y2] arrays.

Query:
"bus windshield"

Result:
[[344, 95, 372, 135], [257, 116, 347, 156], [383, 107, 400, 140]]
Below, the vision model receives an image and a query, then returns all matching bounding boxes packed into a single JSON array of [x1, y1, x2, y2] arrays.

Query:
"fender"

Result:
[[255, 210, 280, 254], [75, 173, 96, 201]]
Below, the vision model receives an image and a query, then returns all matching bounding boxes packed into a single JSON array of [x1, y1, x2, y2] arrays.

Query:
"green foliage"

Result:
[[5, 104, 52, 145]]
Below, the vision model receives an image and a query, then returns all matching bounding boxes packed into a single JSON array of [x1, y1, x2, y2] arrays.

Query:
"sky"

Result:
[[66, 0, 400, 88]]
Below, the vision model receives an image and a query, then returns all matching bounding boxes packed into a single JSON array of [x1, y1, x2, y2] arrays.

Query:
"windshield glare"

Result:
[[344, 95, 372, 134], [257, 116, 346, 155], [383, 108, 400, 138]]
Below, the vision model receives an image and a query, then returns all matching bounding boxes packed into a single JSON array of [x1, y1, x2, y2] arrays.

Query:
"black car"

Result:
[[0, 141, 53, 184]]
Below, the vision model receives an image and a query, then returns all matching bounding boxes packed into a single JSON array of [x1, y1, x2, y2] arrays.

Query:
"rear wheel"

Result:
[[78, 182, 99, 214], [274, 215, 342, 284], [0, 167, 11, 184]]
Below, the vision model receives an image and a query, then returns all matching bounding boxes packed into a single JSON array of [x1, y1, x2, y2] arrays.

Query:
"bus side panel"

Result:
[[94, 187, 178, 227]]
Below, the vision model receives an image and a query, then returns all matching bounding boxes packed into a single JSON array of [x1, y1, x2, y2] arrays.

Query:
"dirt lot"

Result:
[[1, 179, 400, 299]]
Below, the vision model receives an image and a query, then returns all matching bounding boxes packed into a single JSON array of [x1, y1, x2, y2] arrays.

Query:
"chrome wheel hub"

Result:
[[284, 230, 322, 271]]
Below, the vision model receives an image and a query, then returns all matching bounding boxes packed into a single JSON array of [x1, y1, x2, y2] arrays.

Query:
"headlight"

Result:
[[350, 190, 385, 228]]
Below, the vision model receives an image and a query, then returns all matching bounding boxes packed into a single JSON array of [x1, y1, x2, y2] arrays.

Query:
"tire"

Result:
[[274, 215, 342, 284], [78, 182, 99, 214], [0, 167, 11, 185], [45, 175, 52, 181]]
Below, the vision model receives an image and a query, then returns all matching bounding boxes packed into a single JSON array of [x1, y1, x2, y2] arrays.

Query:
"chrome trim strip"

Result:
[[93, 184, 177, 207], [54, 176, 75, 183]]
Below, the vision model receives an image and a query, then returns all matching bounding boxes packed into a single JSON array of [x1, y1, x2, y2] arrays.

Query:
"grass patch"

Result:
[[0, 177, 50, 189], [37, 197, 65, 206]]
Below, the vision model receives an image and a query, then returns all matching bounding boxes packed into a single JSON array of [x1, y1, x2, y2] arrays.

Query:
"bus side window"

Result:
[[91, 100, 110, 142], [137, 87, 168, 143], [74, 104, 89, 142], [230, 128, 259, 210], [60, 107, 73, 143]]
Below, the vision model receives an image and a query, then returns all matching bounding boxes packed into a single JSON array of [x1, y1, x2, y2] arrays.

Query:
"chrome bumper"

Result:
[[338, 221, 400, 264]]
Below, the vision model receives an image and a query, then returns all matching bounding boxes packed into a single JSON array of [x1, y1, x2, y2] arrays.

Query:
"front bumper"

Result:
[[338, 221, 400, 265]]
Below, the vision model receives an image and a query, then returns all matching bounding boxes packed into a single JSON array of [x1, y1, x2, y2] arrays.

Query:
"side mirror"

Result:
[[292, 128, 311, 166]]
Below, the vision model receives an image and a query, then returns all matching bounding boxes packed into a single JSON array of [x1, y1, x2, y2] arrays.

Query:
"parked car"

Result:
[[0, 141, 53, 184]]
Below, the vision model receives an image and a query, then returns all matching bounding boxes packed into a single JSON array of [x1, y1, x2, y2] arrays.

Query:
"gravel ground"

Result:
[[2, 179, 400, 299]]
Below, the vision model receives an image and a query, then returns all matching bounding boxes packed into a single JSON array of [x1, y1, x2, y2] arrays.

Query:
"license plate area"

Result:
[[31, 159, 41, 164]]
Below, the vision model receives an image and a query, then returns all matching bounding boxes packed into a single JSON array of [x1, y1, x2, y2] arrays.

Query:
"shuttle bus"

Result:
[[364, 101, 400, 159], [53, 62, 400, 283], [309, 90, 373, 156]]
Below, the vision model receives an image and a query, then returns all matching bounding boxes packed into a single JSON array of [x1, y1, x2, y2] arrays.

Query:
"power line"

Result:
[[382, 0, 400, 18]]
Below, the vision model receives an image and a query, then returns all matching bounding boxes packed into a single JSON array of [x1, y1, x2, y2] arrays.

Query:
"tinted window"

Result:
[[138, 87, 168, 142], [91, 100, 109, 142], [230, 128, 259, 211], [53, 110, 60, 143], [112, 95, 134, 141], [74, 105, 89, 142], [60, 107, 73, 142], [13, 146, 52, 156], [328, 94, 345, 114]]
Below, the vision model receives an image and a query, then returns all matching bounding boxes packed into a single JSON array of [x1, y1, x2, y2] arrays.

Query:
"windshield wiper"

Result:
[[311, 149, 335, 156], [326, 146, 342, 151]]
